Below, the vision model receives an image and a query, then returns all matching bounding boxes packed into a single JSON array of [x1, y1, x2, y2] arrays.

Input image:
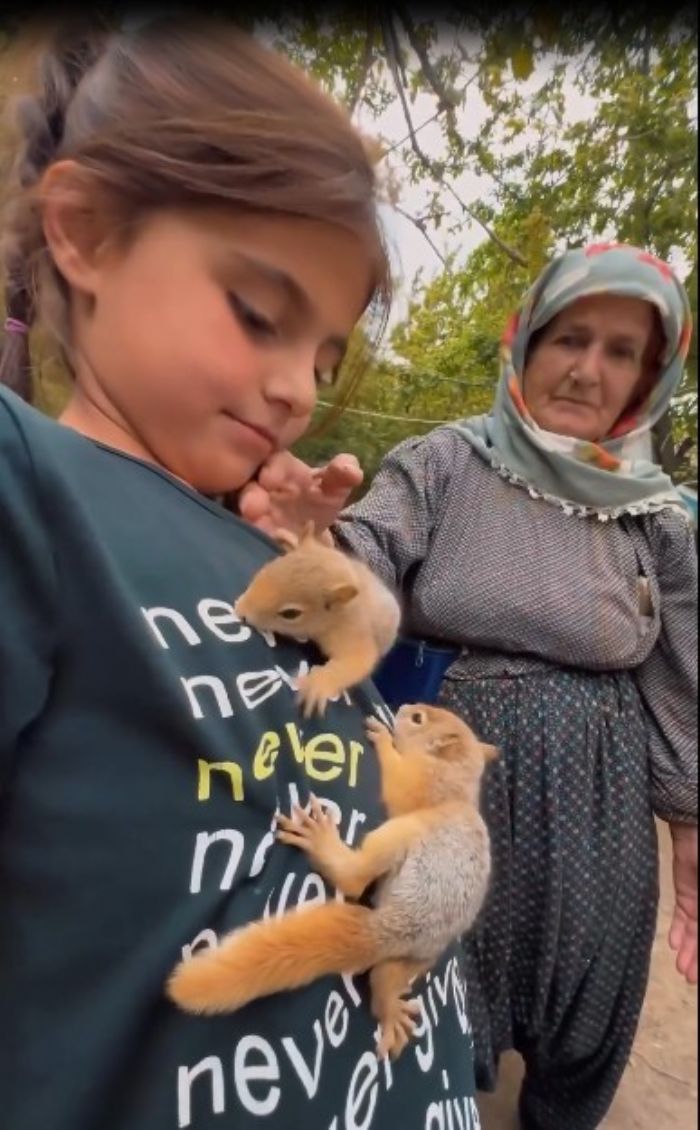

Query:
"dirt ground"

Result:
[[477, 819, 698, 1129]]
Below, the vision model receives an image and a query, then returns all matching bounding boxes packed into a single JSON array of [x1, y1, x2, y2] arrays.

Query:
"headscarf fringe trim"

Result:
[[488, 456, 689, 522]]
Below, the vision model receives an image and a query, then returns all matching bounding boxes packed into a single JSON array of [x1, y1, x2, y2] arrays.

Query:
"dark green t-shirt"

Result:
[[0, 386, 479, 1130]]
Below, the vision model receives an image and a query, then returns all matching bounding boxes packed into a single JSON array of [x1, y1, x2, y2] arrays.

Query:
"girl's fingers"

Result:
[[258, 451, 314, 494], [318, 454, 363, 497], [238, 480, 272, 524]]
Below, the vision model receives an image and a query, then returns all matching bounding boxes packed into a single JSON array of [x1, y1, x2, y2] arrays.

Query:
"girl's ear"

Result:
[[38, 159, 119, 297]]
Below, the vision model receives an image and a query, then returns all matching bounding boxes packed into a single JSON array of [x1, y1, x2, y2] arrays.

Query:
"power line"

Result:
[[401, 372, 495, 388], [317, 401, 450, 424]]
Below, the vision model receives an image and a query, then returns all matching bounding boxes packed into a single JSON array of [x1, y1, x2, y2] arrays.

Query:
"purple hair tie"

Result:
[[4, 317, 30, 336]]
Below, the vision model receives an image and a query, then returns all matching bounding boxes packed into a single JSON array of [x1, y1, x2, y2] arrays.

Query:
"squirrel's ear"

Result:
[[482, 743, 499, 762], [429, 729, 462, 754], [324, 582, 358, 609], [300, 520, 317, 544], [274, 527, 299, 553]]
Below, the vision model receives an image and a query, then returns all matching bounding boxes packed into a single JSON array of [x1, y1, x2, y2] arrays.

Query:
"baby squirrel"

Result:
[[234, 521, 401, 717], [167, 703, 496, 1059]]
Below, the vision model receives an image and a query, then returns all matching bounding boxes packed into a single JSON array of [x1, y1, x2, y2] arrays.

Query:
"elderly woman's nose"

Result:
[[575, 344, 605, 381]]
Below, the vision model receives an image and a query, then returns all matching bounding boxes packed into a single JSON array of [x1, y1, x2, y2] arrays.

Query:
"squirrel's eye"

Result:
[[410, 710, 426, 725], [279, 607, 303, 621]]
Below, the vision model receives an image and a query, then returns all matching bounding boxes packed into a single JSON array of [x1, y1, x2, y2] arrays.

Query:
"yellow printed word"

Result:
[[253, 723, 364, 788], [198, 723, 365, 804]]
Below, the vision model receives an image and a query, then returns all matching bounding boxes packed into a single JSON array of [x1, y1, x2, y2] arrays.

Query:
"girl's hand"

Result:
[[238, 450, 363, 540], [668, 822, 698, 985]]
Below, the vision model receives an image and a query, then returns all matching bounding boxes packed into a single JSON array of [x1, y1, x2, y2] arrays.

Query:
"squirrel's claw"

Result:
[[376, 996, 421, 1060], [296, 668, 337, 717], [275, 796, 338, 855], [365, 715, 388, 737], [365, 716, 393, 749]]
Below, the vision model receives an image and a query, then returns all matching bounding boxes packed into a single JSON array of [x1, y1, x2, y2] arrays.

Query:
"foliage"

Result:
[[291, 6, 697, 486], [0, 8, 696, 488]]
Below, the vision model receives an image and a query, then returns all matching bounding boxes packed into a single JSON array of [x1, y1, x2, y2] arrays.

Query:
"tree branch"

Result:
[[394, 204, 448, 266], [345, 22, 376, 118], [380, 10, 528, 268], [456, 39, 472, 66], [441, 181, 528, 266], [394, 5, 459, 114], [380, 11, 431, 165], [381, 109, 441, 158]]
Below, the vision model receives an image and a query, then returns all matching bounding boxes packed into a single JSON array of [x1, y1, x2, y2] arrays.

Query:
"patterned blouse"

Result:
[[334, 426, 698, 825]]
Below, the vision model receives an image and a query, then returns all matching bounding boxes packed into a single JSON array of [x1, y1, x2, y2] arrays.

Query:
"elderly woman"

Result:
[[240, 243, 697, 1130]]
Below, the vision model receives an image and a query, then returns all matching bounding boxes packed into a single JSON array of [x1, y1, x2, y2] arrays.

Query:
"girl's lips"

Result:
[[223, 412, 276, 452], [242, 419, 276, 446]]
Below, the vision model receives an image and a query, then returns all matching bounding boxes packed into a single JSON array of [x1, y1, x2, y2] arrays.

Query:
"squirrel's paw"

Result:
[[376, 997, 421, 1060], [365, 715, 392, 745], [296, 666, 340, 718], [276, 794, 341, 857]]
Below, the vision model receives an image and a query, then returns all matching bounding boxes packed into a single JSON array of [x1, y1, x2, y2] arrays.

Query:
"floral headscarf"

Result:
[[451, 243, 693, 519]]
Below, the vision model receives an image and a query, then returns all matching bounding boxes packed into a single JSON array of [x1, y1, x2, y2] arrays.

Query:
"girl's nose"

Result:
[[266, 350, 317, 419]]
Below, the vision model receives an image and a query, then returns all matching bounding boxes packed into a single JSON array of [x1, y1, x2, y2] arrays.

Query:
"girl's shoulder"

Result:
[[0, 384, 64, 434], [0, 387, 59, 507], [0, 386, 85, 477]]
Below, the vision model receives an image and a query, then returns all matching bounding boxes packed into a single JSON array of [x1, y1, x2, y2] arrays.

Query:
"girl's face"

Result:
[[522, 294, 658, 442], [59, 206, 374, 494]]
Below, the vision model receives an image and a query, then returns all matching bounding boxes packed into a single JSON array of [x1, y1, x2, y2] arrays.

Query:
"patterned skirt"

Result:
[[438, 650, 659, 1108]]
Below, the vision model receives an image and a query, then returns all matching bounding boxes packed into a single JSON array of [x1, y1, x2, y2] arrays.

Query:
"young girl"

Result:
[[0, 17, 481, 1130]]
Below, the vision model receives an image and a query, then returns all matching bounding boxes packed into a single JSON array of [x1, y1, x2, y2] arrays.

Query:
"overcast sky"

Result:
[[354, 53, 600, 325]]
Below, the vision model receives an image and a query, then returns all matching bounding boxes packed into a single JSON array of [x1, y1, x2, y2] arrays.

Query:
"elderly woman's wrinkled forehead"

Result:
[[525, 292, 664, 370]]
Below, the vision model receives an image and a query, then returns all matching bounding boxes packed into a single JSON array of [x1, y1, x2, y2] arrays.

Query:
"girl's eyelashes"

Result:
[[229, 291, 342, 386], [228, 292, 277, 340]]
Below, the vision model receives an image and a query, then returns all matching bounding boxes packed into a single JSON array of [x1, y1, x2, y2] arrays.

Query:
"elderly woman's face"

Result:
[[522, 294, 658, 442]]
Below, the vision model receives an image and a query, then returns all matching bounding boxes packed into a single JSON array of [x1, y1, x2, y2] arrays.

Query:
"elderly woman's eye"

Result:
[[611, 344, 636, 361], [278, 607, 303, 621]]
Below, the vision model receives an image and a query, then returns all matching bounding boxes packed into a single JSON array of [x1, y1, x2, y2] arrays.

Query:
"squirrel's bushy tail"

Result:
[[167, 902, 382, 1015]]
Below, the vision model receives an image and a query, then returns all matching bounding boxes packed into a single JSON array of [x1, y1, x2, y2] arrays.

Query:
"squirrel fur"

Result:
[[233, 521, 401, 717], [167, 703, 496, 1059]]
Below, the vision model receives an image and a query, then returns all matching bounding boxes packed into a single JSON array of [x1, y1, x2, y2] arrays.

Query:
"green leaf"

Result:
[[510, 46, 534, 81]]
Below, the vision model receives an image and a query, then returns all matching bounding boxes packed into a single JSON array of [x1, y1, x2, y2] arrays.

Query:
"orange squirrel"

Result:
[[233, 521, 401, 716], [167, 704, 496, 1059]]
